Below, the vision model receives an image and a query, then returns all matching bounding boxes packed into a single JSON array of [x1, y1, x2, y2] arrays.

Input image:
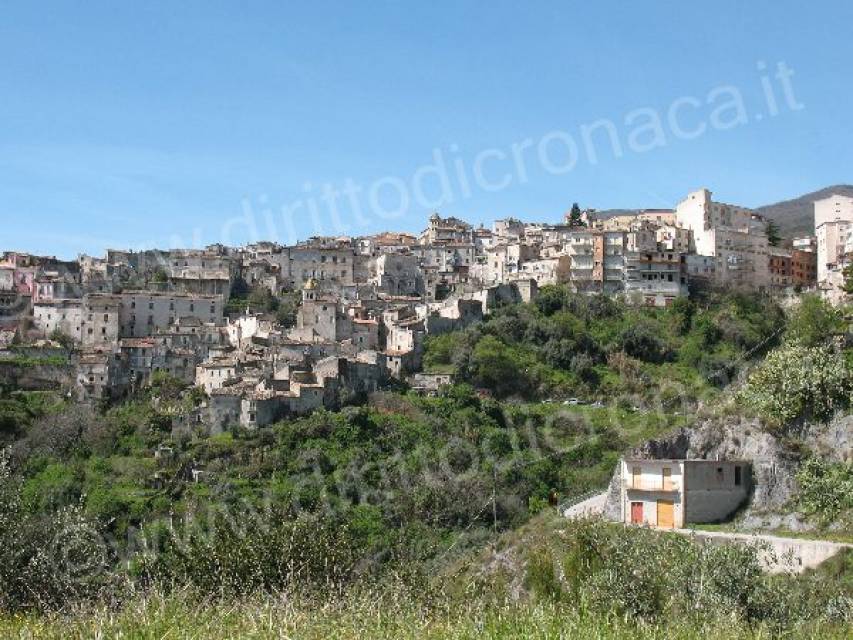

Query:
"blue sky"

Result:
[[2, 1, 852, 258]]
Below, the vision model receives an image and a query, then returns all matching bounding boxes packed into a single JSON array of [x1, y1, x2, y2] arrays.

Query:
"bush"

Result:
[[0, 450, 120, 612], [796, 458, 853, 524], [618, 324, 670, 364], [738, 343, 852, 424]]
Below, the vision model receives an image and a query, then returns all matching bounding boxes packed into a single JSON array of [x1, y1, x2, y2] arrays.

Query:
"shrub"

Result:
[[796, 458, 853, 524], [0, 450, 119, 612], [738, 344, 852, 424]]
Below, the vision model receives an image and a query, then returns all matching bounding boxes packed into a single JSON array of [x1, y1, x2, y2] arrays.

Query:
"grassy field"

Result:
[[3, 594, 850, 640]]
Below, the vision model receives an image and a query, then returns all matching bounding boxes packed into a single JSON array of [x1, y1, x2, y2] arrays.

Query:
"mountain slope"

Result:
[[592, 184, 853, 239], [756, 185, 853, 238]]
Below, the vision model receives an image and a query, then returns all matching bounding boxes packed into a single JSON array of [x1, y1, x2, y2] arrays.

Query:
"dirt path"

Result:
[[674, 528, 852, 574]]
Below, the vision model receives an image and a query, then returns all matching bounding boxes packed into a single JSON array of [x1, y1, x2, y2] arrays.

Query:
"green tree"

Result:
[[785, 295, 842, 347], [471, 336, 527, 397], [247, 286, 278, 313], [796, 458, 853, 524], [738, 343, 852, 423], [149, 267, 169, 285], [568, 202, 584, 227], [275, 292, 301, 328], [765, 219, 782, 247], [842, 262, 853, 295]]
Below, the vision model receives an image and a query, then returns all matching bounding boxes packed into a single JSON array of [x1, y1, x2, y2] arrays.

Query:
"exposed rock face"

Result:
[[602, 464, 622, 521], [603, 411, 853, 531]]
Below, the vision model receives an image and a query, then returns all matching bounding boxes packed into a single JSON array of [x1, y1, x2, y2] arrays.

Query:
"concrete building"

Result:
[[620, 458, 751, 529], [816, 219, 852, 304], [792, 236, 816, 253], [676, 188, 770, 290], [814, 193, 853, 228]]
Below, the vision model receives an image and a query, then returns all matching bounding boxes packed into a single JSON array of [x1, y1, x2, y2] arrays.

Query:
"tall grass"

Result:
[[2, 590, 849, 640]]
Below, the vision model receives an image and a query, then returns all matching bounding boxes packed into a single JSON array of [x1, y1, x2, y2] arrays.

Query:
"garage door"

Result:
[[657, 499, 674, 529]]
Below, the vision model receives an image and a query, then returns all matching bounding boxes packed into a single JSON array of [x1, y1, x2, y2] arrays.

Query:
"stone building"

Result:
[[33, 299, 83, 341], [118, 291, 224, 338], [286, 240, 355, 290], [419, 213, 474, 246]]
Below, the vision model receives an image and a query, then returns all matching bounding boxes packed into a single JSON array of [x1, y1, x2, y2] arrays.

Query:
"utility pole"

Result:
[[492, 466, 498, 535]]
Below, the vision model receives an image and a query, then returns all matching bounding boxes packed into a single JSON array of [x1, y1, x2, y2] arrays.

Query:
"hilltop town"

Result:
[[2, 187, 851, 429]]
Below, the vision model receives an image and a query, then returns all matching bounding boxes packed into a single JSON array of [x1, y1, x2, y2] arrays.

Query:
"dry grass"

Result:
[[2, 591, 849, 640]]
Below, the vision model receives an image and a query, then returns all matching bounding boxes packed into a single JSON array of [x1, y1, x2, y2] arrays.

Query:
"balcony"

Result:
[[625, 476, 678, 492]]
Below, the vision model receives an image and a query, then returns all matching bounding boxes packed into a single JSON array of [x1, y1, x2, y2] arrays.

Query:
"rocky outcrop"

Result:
[[604, 411, 853, 531], [0, 362, 74, 391]]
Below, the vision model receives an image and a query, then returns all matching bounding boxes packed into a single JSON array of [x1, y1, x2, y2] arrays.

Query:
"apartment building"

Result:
[[814, 193, 853, 228], [676, 188, 770, 290]]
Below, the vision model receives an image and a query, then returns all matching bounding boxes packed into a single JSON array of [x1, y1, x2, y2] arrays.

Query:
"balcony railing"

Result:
[[625, 478, 678, 492]]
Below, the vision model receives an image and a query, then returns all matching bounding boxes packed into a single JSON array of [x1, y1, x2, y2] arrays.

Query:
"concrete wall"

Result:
[[684, 530, 852, 574], [684, 461, 750, 524]]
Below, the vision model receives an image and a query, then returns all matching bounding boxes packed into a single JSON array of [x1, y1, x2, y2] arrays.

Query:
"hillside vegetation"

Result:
[[1, 290, 851, 636], [425, 287, 784, 405]]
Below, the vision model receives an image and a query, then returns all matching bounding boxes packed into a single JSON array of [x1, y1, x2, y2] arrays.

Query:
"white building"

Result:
[[814, 193, 853, 228], [620, 458, 750, 529], [675, 188, 770, 291], [816, 219, 852, 304], [33, 299, 83, 341]]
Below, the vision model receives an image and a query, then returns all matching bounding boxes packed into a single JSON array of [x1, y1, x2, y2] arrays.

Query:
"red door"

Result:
[[631, 501, 643, 524]]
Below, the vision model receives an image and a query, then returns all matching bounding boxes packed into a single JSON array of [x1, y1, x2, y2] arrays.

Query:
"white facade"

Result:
[[814, 193, 853, 228], [620, 458, 750, 529], [675, 188, 769, 290]]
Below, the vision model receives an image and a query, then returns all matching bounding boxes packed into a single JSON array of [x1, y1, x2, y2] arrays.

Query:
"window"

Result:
[[735, 466, 742, 486]]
